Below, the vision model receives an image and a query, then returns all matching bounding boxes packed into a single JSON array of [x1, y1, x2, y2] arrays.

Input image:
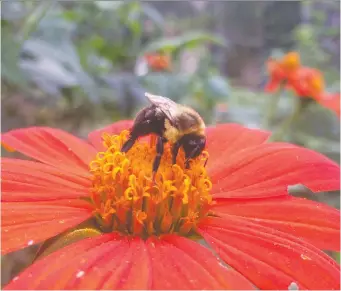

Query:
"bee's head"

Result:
[[180, 133, 206, 167]]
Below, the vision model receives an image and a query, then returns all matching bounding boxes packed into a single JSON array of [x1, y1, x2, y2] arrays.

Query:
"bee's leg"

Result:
[[185, 145, 200, 169], [152, 136, 165, 182], [121, 135, 137, 153], [171, 141, 181, 165], [204, 156, 209, 167]]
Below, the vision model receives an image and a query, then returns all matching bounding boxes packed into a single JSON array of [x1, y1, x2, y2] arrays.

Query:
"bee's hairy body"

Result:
[[163, 108, 205, 143], [121, 93, 207, 178]]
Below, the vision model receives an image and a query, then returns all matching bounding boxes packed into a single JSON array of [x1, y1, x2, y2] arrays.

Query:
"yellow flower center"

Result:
[[281, 51, 300, 71], [89, 130, 213, 238]]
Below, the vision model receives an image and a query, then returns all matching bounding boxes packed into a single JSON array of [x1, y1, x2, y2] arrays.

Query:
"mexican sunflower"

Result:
[[144, 53, 171, 72], [287, 67, 325, 101], [287, 68, 341, 117], [2, 121, 341, 290], [265, 51, 301, 93]]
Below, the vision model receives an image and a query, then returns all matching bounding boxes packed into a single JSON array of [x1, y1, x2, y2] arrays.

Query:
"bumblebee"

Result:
[[121, 92, 206, 177]]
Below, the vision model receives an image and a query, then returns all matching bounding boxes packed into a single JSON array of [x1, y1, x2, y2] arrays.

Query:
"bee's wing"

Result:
[[145, 92, 180, 122]]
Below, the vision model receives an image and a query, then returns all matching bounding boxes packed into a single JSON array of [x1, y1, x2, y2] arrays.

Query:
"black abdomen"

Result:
[[130, 105, 167, 138]]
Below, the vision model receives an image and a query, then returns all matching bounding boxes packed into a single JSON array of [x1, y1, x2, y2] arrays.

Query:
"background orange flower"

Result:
[[288, 67, 325, 100], [265, 51, 301, 93], [144, 53, 171, 71]]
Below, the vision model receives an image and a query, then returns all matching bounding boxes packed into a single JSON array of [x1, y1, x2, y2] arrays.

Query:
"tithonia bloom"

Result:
[[287, 67, 325, 100], [1, 122, 340, 290], [144, 53, 171, 72], [265, 51, 301, 93]]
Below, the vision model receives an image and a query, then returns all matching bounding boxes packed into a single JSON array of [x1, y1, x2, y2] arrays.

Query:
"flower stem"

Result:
[[270, 96, 304, 141], [263, 88, 282, 129]]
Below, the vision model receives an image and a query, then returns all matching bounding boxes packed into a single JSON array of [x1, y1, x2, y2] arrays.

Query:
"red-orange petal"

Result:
[[2, 202, 91, 254], [1, 158, 91, 202], [1, 158, 92, 254], [1, 127, 96, 177], [206, 124, 270, 169], [160, 235, 255, 290], [210, 142, 340, 199], [88, 120, 134, 151], [211, 196, 340, 250], [199, 217, 340, 290], [5, 233, 255, 290], [264, 78, 281, 93], [4, 233, 119, 290]]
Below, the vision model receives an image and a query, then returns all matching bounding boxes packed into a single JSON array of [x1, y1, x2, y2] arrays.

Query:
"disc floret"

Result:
[[89, 130, 212, 238]]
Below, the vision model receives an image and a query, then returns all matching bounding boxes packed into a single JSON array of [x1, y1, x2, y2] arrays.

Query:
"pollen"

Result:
[[89, 130, 213, 238]]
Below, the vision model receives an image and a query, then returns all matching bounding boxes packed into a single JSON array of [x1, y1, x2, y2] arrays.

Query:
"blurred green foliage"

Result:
[[1, 0, 340, 165], [1, 0, 339, 153], [1, 1, 229, 126]]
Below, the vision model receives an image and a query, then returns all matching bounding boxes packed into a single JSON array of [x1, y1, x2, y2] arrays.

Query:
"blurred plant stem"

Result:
[[270, 96, 304, 142], [263, 89, 282, 130], [20, 1, 54, 41]]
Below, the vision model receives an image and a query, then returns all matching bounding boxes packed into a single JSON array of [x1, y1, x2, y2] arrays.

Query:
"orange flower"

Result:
[[1, 122, 340, 289], [144, 53, 171, 71], [288, 67, 325, 100], [317, 92, 341, 118], [265, 51, 301, 93]]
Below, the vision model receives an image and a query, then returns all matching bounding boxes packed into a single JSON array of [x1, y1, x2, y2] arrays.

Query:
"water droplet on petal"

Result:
[[76, 270, 85, 278], [27, 240, 34, 246], [300, 254, 311, 260], [59, 220, 65, 224], [288, 282, 299, 290], [13, 276, 19, 281]]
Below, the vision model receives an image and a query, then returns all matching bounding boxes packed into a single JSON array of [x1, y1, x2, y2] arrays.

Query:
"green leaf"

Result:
[[89, 35, 105, 50], [20, 1, 54, 41], [141, 31, 228, 55], [62, 10, 82, 22], [295, 25, 315, 44], [1, 28, 28, 87]]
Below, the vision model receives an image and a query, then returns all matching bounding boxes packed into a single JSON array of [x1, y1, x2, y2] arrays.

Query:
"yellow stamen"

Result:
[[89, 130, 212, 238]]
